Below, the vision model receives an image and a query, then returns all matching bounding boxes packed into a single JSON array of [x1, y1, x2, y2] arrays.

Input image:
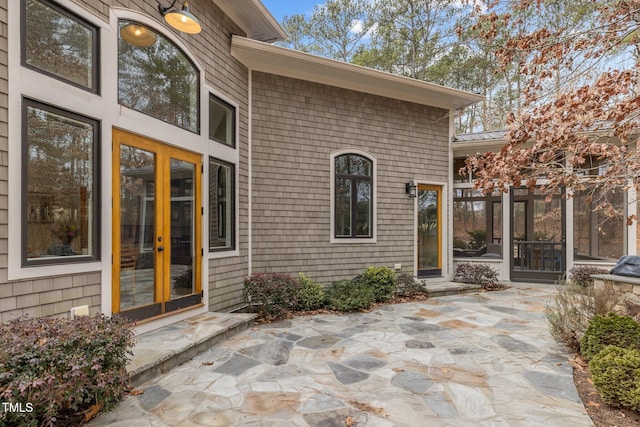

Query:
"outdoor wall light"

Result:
[[120, 23, 157, 47], [158, 1, 202, 34], [405, 181, 417, 198]]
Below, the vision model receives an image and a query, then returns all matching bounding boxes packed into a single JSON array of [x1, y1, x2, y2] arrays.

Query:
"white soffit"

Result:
[[231, 36, 484, 111], [212, 0, 286, 43]]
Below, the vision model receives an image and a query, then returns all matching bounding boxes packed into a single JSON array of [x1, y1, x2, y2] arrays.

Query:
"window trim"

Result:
[[21, 0, 100, 94], [330, 149, 377, 244], [21, 98, 101, 266], [208, 157, 236, 252], [209, 94, 236, 148]]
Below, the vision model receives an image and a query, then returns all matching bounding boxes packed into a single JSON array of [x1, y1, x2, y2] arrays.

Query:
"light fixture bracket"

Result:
[[158, 0, 202, 35]]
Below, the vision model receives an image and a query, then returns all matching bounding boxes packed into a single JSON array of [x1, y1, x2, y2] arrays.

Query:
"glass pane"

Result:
[[513, 201, 527, 241], [453, 158, 468, 182], [25, 104, 94, 262], [209, 160, 234, 250], [118, 20, 199, 133], [170, 159, 195, 298], [25, 0, 95, 90], [335, 154, 371, 176], [356, 181, 371, 237], [119, 145, 155, 310], [452, 200, 486, 255], [418, 189, 439, 271], [492, 201, 502, 242], [209, 96, 234, 146], [575, 189, 624, 261], [335, 178, 351, 237]]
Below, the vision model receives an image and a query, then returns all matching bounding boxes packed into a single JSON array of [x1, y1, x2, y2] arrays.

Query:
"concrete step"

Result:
[[127, 311, 256, 387], [422, 281, 483, 297]]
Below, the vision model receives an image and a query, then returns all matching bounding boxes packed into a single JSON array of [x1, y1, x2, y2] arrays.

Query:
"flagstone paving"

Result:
[[91, 283, 593, 426]]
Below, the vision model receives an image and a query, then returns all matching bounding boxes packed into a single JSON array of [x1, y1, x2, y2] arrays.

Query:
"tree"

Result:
[[464, 0, 640, 221]]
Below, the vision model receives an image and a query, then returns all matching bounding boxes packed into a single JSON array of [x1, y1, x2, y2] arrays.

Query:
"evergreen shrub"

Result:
[[580, 313, 640, 362], [589, 345, 640, 411]]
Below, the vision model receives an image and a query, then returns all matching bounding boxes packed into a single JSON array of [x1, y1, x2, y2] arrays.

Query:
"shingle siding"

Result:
[[251, 72, 450, 283]]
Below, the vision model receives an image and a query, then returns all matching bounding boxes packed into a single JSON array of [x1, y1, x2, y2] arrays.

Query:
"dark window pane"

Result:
[[335, 178, 351, 237], [118, 20, 199, 133], [209, 159, 234, 250], [335, 154, 371, 176], [24, 0, 96, 90], [356, 181, 371, 236], [209, 95, 234, 147], [25, 102, 96, 263]]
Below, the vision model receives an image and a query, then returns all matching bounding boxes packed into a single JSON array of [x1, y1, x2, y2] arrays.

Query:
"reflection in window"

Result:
[[453, 189, 502, 257], [24, 100, 98, 264], [23, 0, 97, 91], [335, 154, 373, 238], [209, 158, 235, 251], [209, 95, 235, 147], [118, 20, 199, 133]]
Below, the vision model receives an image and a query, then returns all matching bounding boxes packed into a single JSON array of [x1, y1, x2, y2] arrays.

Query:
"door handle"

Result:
[[157, 246, 164, 252]]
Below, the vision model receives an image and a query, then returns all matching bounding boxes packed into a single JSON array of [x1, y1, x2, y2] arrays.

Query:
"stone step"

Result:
[[127, 311, 256, 387], [422, 281, 483, 297]]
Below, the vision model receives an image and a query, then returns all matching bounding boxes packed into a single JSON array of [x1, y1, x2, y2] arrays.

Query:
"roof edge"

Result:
[[213, 0, 287, 43], [231, 36, 484, 111]]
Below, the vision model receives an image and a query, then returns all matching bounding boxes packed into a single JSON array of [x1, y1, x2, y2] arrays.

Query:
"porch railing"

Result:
[[513, 241, 564, 272]]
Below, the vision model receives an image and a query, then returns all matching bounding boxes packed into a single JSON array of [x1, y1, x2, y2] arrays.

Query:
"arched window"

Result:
[[118, 20, 200, 133], [334, 153, 373, 238]]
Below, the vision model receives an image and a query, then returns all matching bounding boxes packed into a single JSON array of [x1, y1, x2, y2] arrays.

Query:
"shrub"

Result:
[[454, 263, 498, 289], [570, 266, 609, 288], [243, 273, 302, 320], [589, 345, 640, 410], [395, 272, 427, 298], [580, 313, 640, 362], [296, 273, 325, 311], [0, 315, 134, 426], [545, 278, 596, 351], [358, 266, 396, 302], [324, 280, 375, 312]]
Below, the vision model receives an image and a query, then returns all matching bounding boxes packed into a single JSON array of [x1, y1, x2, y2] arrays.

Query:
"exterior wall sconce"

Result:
[[158, 1, 202, 34], [405, 181, 417, 198]]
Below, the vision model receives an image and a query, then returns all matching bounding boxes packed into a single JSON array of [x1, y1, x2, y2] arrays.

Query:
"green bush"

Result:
[[0, 315, 134, 426], [395, 272, 427, 298], [454, 263, 498, 289], [580, 313, 640, 362], [358, 266, 396, 302], [589, 345, 640, 410], [243, 273, 302, 320], [296, 273, 325, 311], [324, 280, 375, 312], [570, 266, 609, 288]]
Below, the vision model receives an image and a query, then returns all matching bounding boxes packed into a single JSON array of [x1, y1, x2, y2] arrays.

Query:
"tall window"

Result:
[[23, 99, 99, 265], [334, 154, 373, 238], [118, 20, 199, 133], [22, 0, 99, 92], [453, 189, 502, 257], [573, 156, 624, 261], [209, 158, 235, 251]]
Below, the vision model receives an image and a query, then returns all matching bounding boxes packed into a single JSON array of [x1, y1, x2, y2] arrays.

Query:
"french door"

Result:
[[417, 184, 442, 277], [112, 129, 202, 321]]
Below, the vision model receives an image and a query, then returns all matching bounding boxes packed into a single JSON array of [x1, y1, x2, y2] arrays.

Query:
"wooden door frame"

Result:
[[112, 128, 202, 320]]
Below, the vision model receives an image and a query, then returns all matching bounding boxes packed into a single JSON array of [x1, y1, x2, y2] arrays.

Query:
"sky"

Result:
[[261, 1, 319, 22]]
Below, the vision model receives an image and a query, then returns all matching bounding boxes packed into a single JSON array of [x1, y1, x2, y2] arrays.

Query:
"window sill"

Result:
[[330, 237, 377, 244]]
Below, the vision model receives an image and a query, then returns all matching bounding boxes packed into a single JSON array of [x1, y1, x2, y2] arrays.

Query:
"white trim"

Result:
[[329, 149, 378, 244]]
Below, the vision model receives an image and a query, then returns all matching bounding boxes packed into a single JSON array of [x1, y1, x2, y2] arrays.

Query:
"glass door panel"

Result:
[[118, 145, 157, 313], [169, 159, 195, 300], [418, 185, 442, 277], [113, 129, 202, 321]]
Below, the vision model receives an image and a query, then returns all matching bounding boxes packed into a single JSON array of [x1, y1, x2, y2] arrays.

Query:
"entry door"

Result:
[[112, 129, 202, 321], [511, 187, 565, 283], [417, 184, 442, 277]]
